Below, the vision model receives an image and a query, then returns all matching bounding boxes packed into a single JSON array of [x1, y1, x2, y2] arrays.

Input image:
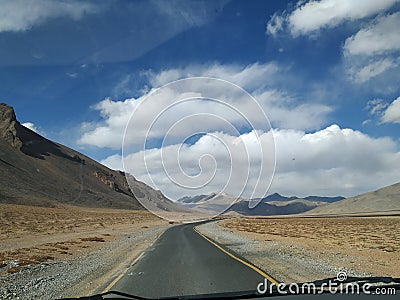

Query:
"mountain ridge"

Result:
[[305, 182, 400, 215], [0, 103, 174, 210], [178, 192, 344, 205], [177, 192, 342, 216]]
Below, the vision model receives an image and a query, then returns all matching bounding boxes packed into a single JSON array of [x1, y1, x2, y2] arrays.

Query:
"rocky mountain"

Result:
[[258, 193, 298, 202], [178, 193, 217, 204], [303, 195, 345, 203], [0, 103, 174, 210], [178, 192, 334, 216], [255, 193, 344, 203], [228, 199, 323, 216], [305, 182, 400, 215]]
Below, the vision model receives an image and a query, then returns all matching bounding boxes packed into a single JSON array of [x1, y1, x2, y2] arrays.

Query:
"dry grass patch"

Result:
[[222, 216, 400, 278], [224, 216, 400, 253], [0, 203, 159, 240], [80, 237, 105, 242], [0, 203, 165, 275]]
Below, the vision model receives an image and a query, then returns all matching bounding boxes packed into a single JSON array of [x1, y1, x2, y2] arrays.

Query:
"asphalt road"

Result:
[[109, 222, 273, 298]]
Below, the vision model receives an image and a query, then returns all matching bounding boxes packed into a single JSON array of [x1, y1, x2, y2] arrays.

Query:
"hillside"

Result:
[[257, 193, 344, 203], [305, 182, 400, 215], [0, 103, 173, 210], [229, 199, 323, 216], [178, 192, 342, 216]]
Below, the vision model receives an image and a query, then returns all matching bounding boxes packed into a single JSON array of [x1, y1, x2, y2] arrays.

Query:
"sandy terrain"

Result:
[[0, 203, 169, 293], [218, 216, 399, 282]]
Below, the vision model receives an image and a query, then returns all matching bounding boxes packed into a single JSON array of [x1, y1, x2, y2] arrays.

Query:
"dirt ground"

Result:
[[0, 203, 165, 275], [221, 216, 400, 281]]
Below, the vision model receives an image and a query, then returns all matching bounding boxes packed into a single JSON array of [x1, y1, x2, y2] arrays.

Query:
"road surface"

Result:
[[108, 222, 276, 298]]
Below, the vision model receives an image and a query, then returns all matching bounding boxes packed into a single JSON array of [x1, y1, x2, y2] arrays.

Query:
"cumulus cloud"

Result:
[[266, 0, 398, 36], [78, 98, 138, 149], [119, 130, 275, 200], [79, 80, 273, 149], [78, 63, 332, 149], [382, 96, 400, 124], [147, 63, 332, 130], [254, 90, 332, 130], [0, 0, 98, 33], [102, 124, 400, 198], [344, 12, 400, 57], [22, 122, 38, 133], [271, 124, 400, 196]]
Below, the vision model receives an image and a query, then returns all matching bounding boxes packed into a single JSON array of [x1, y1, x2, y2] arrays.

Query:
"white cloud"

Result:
[[79, 82, 273, 149], [101, 153, 123, 171], [382, 96, 400, 124], [270, 124, 400, 197], [344, 12, 400, 57], [79, 63, 332, 149], [121, 130, 275, 200], [362, 119, 371, 126], [354, 58, 397, 83], [254, 90, 332, 131], [342, 13, 400, 85], [66, 72, 78, 79], [103, 124, 400, 198], [266, 12, 285, 36], [351, 58, 398, 83], [288, 0, 398, 36], [78, 98, 138, 149], [366, 98, 388, 116], [0, 0, 98, 33], [268, 2, 400, 85], [22, 122, 38, 132], [266, 0, 398, 37], [147, 63, 332, 130], [146, 62, 281, 92]]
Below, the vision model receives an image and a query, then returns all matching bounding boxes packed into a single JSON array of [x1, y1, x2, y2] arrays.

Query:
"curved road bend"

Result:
[[108, 222, 276, 298]]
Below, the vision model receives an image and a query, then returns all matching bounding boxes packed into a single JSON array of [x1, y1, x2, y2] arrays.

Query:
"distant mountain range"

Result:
[[179, 192, 344, 204], [0, 103, 177, 211], [177, 192, 345, 216], [257, 193, 345, 203]]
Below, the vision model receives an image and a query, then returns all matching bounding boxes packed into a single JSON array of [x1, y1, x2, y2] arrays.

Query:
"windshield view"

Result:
[[0, 1, 399, 299]]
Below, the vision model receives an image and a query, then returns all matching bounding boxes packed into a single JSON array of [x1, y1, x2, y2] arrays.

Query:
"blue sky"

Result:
[[1, 0, 400, 199]]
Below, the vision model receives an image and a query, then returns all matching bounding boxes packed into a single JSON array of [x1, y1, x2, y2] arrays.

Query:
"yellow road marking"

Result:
[[193, 226, 280, 286], [102, 252, 145, 293]]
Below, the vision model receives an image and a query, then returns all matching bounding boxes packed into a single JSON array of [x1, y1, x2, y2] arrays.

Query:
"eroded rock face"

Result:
[[93, 170, 119, 191], [0, 103, 22, 149]]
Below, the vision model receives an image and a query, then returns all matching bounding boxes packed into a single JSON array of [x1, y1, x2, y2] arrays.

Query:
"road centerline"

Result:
[[193, 225, 280, 286]]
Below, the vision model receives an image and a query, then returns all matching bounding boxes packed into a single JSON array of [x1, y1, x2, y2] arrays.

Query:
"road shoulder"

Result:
[[0, 221, 171, 299], [196, 219, 375, 283]]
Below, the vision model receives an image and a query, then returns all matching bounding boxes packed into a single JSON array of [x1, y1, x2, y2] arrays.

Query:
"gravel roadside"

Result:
[[0, 225, 170, 300], [196, 221, 368, 284]]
